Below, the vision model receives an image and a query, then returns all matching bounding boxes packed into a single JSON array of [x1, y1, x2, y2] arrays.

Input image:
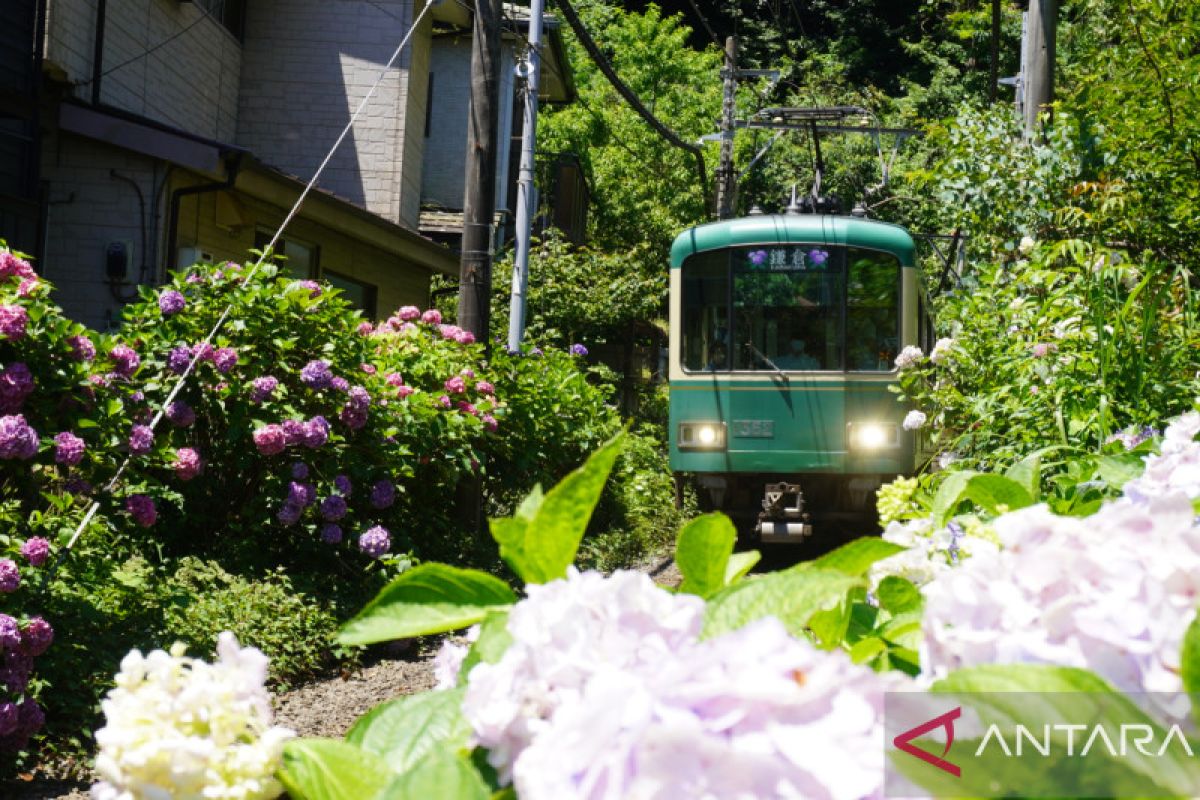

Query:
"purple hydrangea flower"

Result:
[[808, 248, 829, 267], [166, 345, 191, 374], [282, 419, 306, 446], [320, 524, 343, 544], [0, 305, 28, 341], [165, 400, 196, 428], [301, 360, 333, 390], [340, 386, 370, 430], [249, 376, 279, 404], [0, 415, 38, 460], [21, 617, 52, 656], [0, 362, 34, 413], [16, 696, 44, 737], [67, 335, 96, 362], [0, 560, 19, 593], [320, 495, 347, 521], [297, 279, 322, 298], [192, 342, 215, 363], [126, 495, 156, 527], [370, 480, 395, 509], [288, 481, 316, 508], [748, 249, 768, 266], [569, 343, 589, 357], [531, 346, 543, 357], [53, 431, 85, 465], [64, 477, 92, 495], [128, 424, 153, 455], [19, 537, 49, 568], [475, 380, 495, 396], [330, 376, 350, 393], [334, 474, 352, 495], [158, 290, 186, 315], [302, 416, 330, 448], [0, 615, 20, 650], [437, 395, 452, 410], [253, 424, 287, 456], [421, 309, 442, 325], [0, 252, 35, 280], [174, 447, 202, 481], [109, 345, 141, 378], [291, 462, 309, 480], [213, 347, 238, 374], [358, 526, 391, 558], [276, 502, 302, 527]]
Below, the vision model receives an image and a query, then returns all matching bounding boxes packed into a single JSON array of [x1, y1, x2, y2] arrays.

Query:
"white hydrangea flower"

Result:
[[463, 570, 898, 799], [1018, 235, 1036, 255], [928, 337, 955, 364], [432, 625, 480, 690], [1123, 412, 1200, 502], [902, 410, 927, 431], [894, 346, 923, 370], [920, 492, 1200, 707], [869, 518, 998, 591], [91, 632, 294, 800]]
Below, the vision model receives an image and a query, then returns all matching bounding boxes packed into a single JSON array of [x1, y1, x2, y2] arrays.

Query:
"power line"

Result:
[[683, 0, 722, 49], [551, 0, 708, 193]]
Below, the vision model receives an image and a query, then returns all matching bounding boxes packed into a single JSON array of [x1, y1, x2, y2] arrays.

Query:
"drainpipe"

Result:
[[165, 152, 244, 273], [91, 0, 106, 105]]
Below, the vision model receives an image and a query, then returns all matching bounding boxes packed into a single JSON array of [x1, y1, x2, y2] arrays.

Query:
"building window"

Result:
[[324, 270, 378, 318], [254, 230, 318, 279], [191, 0, 246, 41]]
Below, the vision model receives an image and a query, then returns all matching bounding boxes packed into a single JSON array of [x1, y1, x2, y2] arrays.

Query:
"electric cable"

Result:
[[75, 3, 214, 88], [61, 0, 439, 556]]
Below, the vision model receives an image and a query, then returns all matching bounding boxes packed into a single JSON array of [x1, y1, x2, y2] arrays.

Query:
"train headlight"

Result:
[[848, 421, 899, 451], [678, 422, 726, 450]]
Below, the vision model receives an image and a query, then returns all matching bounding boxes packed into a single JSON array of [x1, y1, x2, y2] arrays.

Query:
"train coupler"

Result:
[[756, 482, 812, 542]]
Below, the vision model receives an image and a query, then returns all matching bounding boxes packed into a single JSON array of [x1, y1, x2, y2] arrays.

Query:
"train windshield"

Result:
[[680, 245, 900, 372]]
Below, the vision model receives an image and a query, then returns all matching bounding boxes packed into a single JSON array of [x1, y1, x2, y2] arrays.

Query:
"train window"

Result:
[[733, 246, 844, 371], [846, 249, 900, 371], [681, 250, 730, 371]]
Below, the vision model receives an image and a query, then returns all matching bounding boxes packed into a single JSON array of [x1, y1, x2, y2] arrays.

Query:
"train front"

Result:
[[668, 214, 928, 543]]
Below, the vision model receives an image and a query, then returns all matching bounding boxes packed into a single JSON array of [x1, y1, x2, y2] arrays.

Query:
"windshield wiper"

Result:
[[746, 342, 786, 378]]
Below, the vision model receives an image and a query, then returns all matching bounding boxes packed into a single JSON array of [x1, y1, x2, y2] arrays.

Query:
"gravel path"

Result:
[[5, 555, 682, 799]]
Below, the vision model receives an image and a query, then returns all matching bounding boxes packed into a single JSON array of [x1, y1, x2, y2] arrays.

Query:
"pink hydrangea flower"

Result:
[[17, 278, 39, 297], [125, 495, 157, 527], [385, 372, 404, 386], [361, 363, 376, 375], [0, 252, 35, 281], [396, 385, 414, 399], [398, 306, 421, 321], [455, 330, 476, 345], [444, 375, 467, 394], [475, 381, 495, 395], [0, 305, 28, 341], [53, 431, 85, 465], [437, 395, 452, 409], [67, 335, 96, 362], [421, 309, 442, 325], [174, 447, 203, 481], [356, 321, 374, 336], [253, 424, 287, 456], [109, 345, 141, 377], [20, 538, 50, 568]]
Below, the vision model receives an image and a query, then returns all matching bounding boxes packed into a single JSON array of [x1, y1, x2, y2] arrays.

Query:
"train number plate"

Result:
[[733, 420, 774, 438]]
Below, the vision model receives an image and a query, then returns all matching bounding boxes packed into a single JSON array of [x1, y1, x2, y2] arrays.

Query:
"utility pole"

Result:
[[716, 36, 737, 219], [456, 0, 502, 536], [1020, 0, 1056, 135], [457, 0, 503, 343], [507, 0, 544, 353]]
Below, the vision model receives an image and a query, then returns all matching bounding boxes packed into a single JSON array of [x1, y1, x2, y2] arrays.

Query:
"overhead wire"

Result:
[[551, 0, 708, 193], [74, 2, 214, 88], [61, 0, 440, 556]]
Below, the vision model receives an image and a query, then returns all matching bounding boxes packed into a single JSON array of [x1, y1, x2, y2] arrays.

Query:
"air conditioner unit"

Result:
[[177, 247, 213, 267]]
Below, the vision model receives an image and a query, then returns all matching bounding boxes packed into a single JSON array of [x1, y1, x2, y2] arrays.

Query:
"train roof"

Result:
[[669, 214, 917, 269]]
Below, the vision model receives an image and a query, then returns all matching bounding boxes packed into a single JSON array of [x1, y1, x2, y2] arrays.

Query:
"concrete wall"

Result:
[[44, 0, 241, 141], [237, 0, 428, 229], [40, 131, 165, 330], [421, 37, 516, 214]]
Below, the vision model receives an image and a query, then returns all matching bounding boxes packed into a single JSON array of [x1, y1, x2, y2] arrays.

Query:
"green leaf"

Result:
[[931, 470, 976, 525], [1004, 450, 1044, 498], [963, 473, 1034, 515], [876, 576, 923, 614], [1096, 453, 1145, 490], [457, 610, 513, 680], [723, 550, 760, 585], [346, 689, 471, 775], [807, 537, 905, 576], [675, 513, 736, 597], [1181, 612, 1200, 722], [807, 600, 852, 650], [702, 568, 863, 639], [489, 432, 625, 584], [338, 564, 517, 647], [378, 749, 491, 800], [279, 738, 395, 800], [848, 636, 887, 665]]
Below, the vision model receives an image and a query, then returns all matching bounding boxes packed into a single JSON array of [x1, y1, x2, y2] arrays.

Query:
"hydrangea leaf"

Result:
[[931, 470, 977, 526], [279, 738, 395, 800], [723, 550, 760, 585], [805, 537, 906, 576], [876, 575, 923, 614], [346, 688, 471, 775], [337, 564, 517, 647], [1004, 449, 1049, 499], [1180, 612, 1200, 721], [807, 600, 852, 650], [675, 513, 736, 597], [377, 749, 491, 800], [457, 610, 513, 681], [848, 636, 887, 665], [701, 567, 863, 640], [489, 431, 625, 584], [1095, 453, 1146, 490], [963, 473, 1034, 515]]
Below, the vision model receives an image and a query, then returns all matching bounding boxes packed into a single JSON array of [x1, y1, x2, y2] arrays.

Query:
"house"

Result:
[[0, 0, 578, 330]]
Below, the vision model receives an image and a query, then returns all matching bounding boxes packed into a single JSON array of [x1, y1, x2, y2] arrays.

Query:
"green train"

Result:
[[668, 211, 934, 543]]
